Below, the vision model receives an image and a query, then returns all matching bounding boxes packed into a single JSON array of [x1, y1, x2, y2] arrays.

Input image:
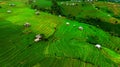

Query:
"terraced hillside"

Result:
[[0, 0, 120, 67], [31, 0, 120, 36], [57, 1, 120, 37]]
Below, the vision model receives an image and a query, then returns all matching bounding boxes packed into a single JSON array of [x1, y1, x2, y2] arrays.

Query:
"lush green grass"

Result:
[[0, 0, 120, 67], [0, 1, 61, 38], [60, 1, 120, 24], [94, 2, 120, 18], [59, 1, 120, 36], [102, 47, 120, 64]]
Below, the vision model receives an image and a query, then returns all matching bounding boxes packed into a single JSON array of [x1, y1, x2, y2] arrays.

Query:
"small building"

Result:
[[35, 11, 40, 15], [59, 15, 62, 17], [24, 22, 31, 27], [7, 10, 12, 13], [35, 34, 42, 39], [34, 38, 40, 42], [34, 34, 43, 42], [95, 44, 101, 49], [78, 26, 83, 30], [66, 22, 70, 25]]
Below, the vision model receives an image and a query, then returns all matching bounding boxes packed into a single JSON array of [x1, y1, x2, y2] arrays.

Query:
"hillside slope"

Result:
[[58, 1, 120, 37], [0, 0, 120, 67]]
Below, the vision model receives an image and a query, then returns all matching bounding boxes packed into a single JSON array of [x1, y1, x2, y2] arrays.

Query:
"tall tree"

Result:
[[51, 0, 63, 15]]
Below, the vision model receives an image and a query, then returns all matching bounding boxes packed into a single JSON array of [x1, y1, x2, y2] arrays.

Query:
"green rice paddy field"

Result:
[[0, 0, 120, 67]]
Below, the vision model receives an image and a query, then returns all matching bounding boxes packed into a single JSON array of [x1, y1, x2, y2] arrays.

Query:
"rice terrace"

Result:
[[0, 0, 120, 67]]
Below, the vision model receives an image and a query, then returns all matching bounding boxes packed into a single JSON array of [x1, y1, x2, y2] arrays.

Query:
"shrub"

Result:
[[87, 35, 99, 45]]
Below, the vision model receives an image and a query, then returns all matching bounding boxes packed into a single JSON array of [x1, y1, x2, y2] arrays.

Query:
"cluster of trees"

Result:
[[29, 0, 63, 15], [28, 0, 120, 37], [51, 0, 63, 15], [76, 17, 120, 37]]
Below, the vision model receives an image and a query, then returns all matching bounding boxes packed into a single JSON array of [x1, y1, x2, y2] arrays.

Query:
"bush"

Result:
[[87, 35, 99, 45]]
